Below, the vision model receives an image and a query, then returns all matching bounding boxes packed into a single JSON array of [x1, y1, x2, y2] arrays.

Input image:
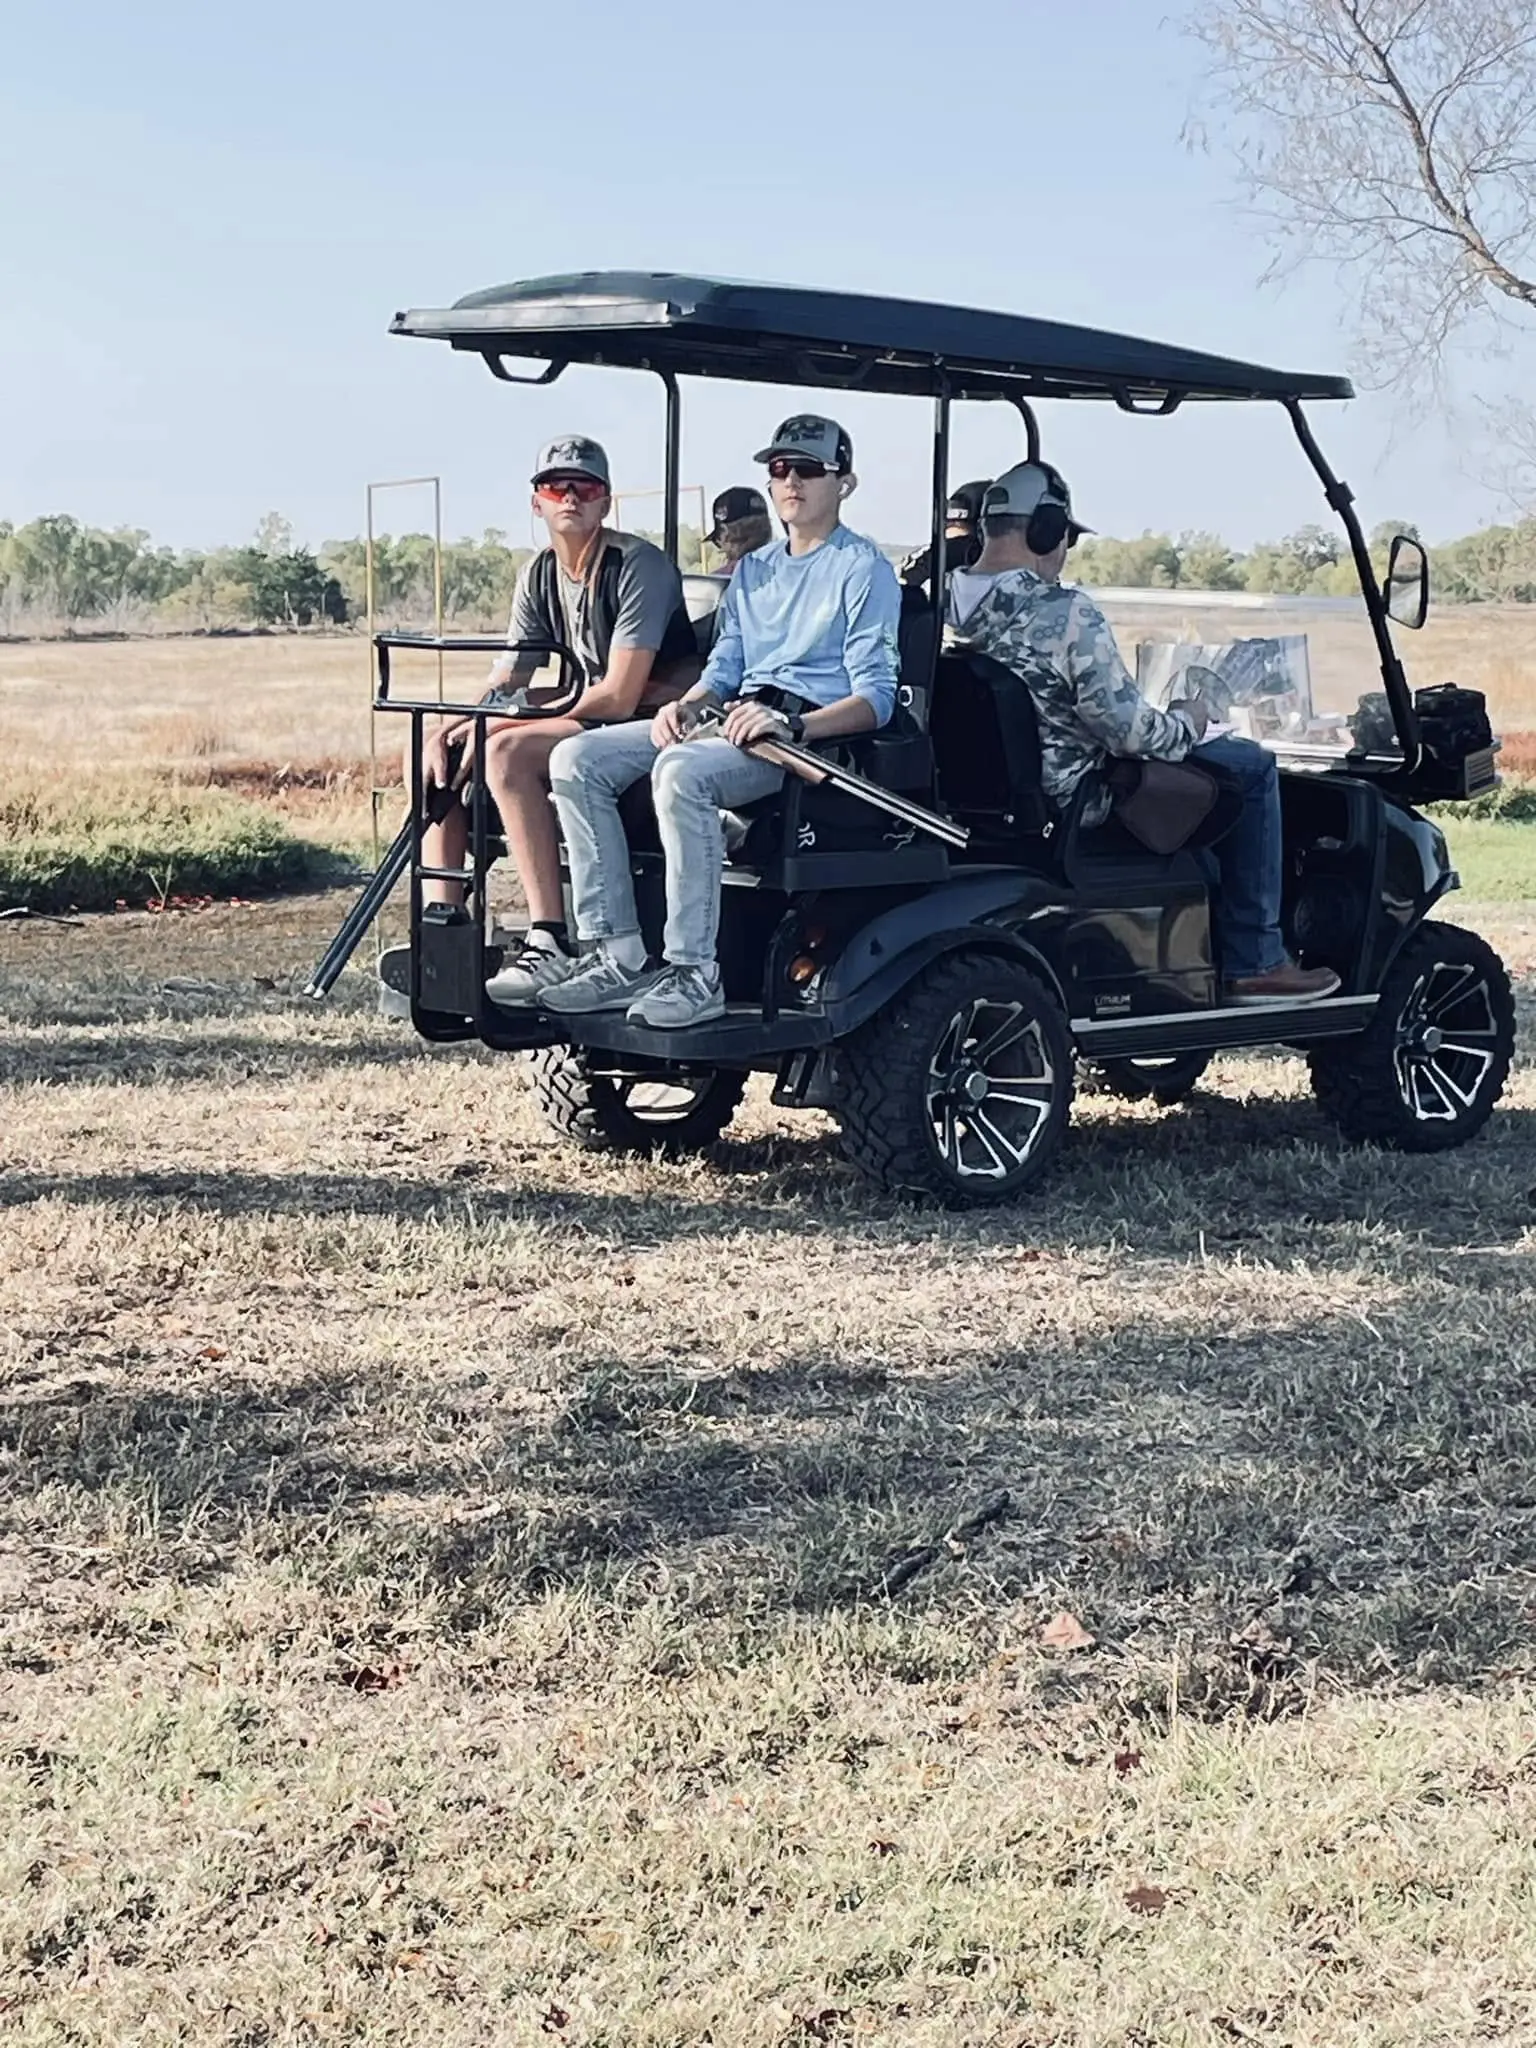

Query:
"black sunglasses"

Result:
[[767, 456, 835, 481]]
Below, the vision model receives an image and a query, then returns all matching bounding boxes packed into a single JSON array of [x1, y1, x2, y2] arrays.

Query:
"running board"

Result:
[[1071, 993, 1378, 1058], [563, 1002, 831, 1066]]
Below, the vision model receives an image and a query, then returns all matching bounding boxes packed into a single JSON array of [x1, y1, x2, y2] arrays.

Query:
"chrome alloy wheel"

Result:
[[924, 998, 1058, 1181], [1391, 960, 1500, 1122]]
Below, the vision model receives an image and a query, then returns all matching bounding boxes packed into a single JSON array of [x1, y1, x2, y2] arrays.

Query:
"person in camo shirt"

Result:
[[945, 459, 1340, 1007]]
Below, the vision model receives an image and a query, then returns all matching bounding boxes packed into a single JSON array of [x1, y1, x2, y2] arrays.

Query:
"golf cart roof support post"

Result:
[[1285, 398, 1421, 773], [658, 367, 681, 566], [1012, 394, 1041, 462], [929, 373, 952, 699]]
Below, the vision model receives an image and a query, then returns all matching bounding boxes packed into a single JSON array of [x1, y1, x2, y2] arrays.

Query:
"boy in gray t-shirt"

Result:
[[411, 436, 697, 998]]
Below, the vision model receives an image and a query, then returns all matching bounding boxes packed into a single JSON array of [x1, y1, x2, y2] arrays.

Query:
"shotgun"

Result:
[[683, 702, 969, 850]]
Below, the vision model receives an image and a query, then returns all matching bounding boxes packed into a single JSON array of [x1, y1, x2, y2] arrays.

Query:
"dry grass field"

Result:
[[1, 623, 1535, 2043]]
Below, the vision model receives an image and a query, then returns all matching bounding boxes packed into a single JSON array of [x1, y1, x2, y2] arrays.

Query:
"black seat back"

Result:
[[930, 650, 1053, 838]]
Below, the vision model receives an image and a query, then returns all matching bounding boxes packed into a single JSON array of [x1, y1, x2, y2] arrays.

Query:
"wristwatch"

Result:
[[783, 711, 807, 743]]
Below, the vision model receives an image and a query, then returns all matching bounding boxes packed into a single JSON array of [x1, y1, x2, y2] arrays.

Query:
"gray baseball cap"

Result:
[[982, 460, 1092, 540], [531, 435, 611, 487], [753, 414, 854, 471]]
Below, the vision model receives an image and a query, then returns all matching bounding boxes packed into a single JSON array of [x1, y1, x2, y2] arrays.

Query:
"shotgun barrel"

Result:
[[685, 704, 969, 850]]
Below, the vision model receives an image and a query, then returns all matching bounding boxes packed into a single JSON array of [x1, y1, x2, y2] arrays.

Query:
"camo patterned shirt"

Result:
[[945, 568, 1202, 812]]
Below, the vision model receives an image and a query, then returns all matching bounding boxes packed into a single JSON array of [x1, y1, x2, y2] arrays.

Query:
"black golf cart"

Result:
[[339, 270, 1513, 1206]]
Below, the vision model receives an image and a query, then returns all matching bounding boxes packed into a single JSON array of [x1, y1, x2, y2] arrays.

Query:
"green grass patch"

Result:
[[0, 779, 345, 914], [1438, 815, 1536, 901]]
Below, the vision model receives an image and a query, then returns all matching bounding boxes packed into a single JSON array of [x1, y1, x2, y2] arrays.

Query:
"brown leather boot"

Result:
[[1226, 960, 1342, 1006]]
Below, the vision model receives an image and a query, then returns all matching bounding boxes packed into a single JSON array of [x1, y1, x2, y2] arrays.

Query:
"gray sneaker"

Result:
[[541, 944, 661, 1015], [628, 963, 726, 1029], [486, 935, 579, 1007]]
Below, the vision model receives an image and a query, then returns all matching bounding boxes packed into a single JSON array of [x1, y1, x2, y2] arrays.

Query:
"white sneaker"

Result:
[[485, 932, 579, 1007], [540, 943, 662, 1015], [628, 963, 726, 1029]]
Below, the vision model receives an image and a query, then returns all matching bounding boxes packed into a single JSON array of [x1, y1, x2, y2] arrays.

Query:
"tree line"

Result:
[[3, 507, 1534, 635]]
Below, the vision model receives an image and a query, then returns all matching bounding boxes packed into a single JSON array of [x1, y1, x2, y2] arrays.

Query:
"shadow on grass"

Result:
[[2, 1094, 1533, 1249], [5, 1238, 1536, 1700], [0, 1024, 445, 1088]]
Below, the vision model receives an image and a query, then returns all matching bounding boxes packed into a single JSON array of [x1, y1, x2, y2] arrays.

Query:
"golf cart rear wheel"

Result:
[[525, 1048, 745, 1156], [834, 951, 1072, 1206], [1308, 921, 1513, 1153], [1087, 1051, 1213, 1106]]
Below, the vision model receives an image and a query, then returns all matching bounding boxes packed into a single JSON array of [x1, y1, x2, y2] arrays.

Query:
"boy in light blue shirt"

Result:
[[515, 415, 901, 1030]]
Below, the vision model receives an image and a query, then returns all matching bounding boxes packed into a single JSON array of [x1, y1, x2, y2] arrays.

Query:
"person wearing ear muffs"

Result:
[[540, 414, 901, 1030], [945, 460, 1340, 1007]]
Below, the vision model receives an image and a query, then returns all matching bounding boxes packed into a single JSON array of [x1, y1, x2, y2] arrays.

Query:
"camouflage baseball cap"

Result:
[[753, 414, 854, 471], [531, 435, 611, 487], [982, 460, 1092, 540]]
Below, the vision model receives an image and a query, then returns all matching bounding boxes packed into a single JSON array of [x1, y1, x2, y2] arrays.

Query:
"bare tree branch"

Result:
[[1184, 0, 1536, 385]]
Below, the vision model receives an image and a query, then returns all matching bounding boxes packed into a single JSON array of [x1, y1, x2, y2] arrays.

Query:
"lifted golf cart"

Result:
[[319, 271, 1514, 1207]]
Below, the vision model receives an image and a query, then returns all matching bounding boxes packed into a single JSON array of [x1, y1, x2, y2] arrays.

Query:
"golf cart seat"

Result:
[[682, 572, 729, 657], [931, 648, 1055, 844]]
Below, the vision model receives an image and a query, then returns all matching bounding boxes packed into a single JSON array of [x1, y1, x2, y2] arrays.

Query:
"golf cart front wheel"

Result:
[[1308, 921, 1513, 1152], [833, 950, 1073, 1206], [525, 1048, 746, 1156]]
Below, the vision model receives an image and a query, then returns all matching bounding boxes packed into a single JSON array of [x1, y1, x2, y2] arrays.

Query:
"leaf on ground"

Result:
[[1125, 1883, 1170, 1916], [196, 1345, 228, 1361], [1114, 1748, 1143, 1777], [338, 1663, 404, 1694], [540, 2005, 571, 2034], [1040, 1610, 1095, 1653], [868, 1838, 899, 1857], [794, 2010, 853, 2041]]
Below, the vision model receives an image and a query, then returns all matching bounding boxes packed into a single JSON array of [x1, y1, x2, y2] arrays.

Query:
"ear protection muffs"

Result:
[[1022, 462, 1072, 554], [1024, 498, 1069, 555]]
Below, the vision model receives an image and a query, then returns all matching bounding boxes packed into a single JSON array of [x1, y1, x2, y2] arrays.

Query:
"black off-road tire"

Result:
[[832, 950, 1073, 1207], [1085, 1050, 1214, 1107], [1309, 921, 1513, 1153], [524, 1047, 746, 1156]]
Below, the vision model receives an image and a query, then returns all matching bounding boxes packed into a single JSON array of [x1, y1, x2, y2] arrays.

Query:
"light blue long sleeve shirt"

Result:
[[700, 523, 901, 726]]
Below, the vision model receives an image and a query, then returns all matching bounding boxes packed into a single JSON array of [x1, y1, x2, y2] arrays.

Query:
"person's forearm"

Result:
[[802, 695, 879, 741]]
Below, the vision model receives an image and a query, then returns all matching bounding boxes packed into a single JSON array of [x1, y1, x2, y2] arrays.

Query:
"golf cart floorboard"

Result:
[[558, 1001, 832, 1066]]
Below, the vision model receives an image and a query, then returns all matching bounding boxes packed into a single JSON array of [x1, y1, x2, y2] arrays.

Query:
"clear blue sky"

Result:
[[4, 0, 1526, 551]]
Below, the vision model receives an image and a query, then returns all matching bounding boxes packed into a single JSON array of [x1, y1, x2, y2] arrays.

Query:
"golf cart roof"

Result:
[[390, 270, 1354, 405]]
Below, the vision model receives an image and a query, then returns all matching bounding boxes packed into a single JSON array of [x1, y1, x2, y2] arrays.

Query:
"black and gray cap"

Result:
[[709, 485, 769, 544], [982, 460, 1092, 541], [531, 435, 611, 487], [753, 414, 854, 471], [946, 479, 992, 529]]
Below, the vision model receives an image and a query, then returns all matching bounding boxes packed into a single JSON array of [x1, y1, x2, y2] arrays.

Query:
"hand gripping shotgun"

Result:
[[682, 701, 969, 850]]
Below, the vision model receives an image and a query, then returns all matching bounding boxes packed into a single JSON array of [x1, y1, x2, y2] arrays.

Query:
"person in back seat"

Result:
[[536, 414, 901, 1030], [899, 478, 991, 594], [708, 486, 773, 574], [412, 436, 697, 1007], [945, 460, 1340, 1006]]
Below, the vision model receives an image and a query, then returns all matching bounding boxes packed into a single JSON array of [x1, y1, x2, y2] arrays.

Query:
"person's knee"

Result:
[[548, 731, 599, 789], [486, 724, 549, 785], [651, 743, 715, 807]]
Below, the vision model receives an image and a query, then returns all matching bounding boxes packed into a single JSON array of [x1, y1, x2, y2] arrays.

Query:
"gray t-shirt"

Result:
[[506, 529, 684, 683]]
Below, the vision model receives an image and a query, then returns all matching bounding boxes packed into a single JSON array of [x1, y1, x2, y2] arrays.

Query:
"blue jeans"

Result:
[[1189, 735, 1286, 980], [548, 725, 784, 968]]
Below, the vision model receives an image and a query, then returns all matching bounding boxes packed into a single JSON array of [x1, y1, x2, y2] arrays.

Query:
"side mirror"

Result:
[[1385, 534, 1428, 630]]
